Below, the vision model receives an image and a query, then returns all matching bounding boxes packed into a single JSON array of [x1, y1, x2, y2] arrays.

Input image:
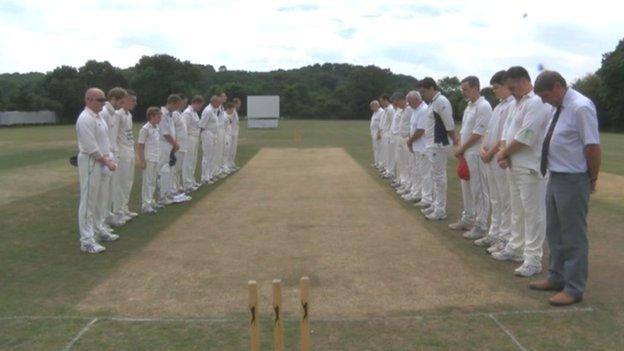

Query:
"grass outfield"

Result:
[[1, 120, 623, 350]]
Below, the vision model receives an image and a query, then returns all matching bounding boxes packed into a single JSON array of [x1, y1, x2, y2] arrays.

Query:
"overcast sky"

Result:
[[1, 0, 622, 84]]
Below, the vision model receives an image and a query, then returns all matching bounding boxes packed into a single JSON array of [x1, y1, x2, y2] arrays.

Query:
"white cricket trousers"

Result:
[[505, 167, 547, 266], [158, 142, 174, 200], [395, 136, 410, 185], [142, 161, 159, 210], [379, 135, 388, 170], [229, 132, 239, 168], [183, 135, 200, 189], [418, 151, 433, 204], [386, 135, 397, 176], [459, 153, 490, 231], [173, 150, 186, 192], [427, 146, 449, 214], [112, 152, 134, 215], [201, 131, 216, 181], [484, 161, 511, 241], [77, 153, 101, 245], [408, 151, 424, 198], [371, 134, 381, 166], [211, 130, 226, 175], [96, 154, 114, 232]]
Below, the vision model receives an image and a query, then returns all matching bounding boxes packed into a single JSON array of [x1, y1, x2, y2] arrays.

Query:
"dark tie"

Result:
[[540, 105, 562, 176]]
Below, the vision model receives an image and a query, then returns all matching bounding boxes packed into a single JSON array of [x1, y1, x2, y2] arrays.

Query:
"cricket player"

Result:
[[418, 77, 457, 220], [98, 87, 126, 229], [227, 97, 241, 171], [395, 94, 413, 194], [111, 89, 138, 224], [404, 91, 429, 203], [480, 71, 514, 252], [379, 94, 395, 178], [493, 66, 552, 277], [158, 95, 181, 205], [138, 107, 162, 214], [450, 76, 492, 240], [199, 95, 221, 184], [76, 88, 118, 253], [172, 97, 189, 193], [369, 100, 384, 169], [182, 95, 205, 191]]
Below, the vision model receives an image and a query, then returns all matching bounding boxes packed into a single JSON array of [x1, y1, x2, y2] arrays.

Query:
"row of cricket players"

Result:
[[76, 87, 240, 253], [369, 68, 553, 277]]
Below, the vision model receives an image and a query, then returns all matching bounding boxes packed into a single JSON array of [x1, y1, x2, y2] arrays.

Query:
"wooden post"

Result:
[[272, 279, 285, 351], [299, 276, 311, 351], [248, 280, 260, 351]]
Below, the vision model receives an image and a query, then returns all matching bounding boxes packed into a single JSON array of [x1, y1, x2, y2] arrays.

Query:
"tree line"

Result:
[[0, 38, 623, 130]]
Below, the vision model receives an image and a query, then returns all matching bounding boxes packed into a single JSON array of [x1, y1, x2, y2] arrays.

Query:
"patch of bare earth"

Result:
[[78, 148, 535, 318]]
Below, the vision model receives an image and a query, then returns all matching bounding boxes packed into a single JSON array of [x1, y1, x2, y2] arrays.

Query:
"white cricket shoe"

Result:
[[124, 210, 139, 218], [487, 240, 507, 254], [420, 207, 435, 215], [96, 232, 119, 242], [448, 220, 472, 231], [81, 242, 106, 254], [462, 227, 486, 240], [474, 236, 496, 247], [425, 210, 447, 221], [491, 249, 523, 262], [514, 263, 542, 277], [414, 201, 431, 208]]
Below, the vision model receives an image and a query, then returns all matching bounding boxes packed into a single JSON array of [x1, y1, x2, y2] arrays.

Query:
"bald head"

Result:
[[85, 88, 106, 113]]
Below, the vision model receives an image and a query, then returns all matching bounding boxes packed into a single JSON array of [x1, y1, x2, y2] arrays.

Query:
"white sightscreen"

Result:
[[247, 96, 280, 119]]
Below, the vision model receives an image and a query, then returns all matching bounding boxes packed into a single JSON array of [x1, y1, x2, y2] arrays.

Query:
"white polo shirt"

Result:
[[502, 91, 552, 172], [182, 106, 201, 138], [100, 102, 119, 153], [199, 105, 220, 135], [399, 106, 413, 138], [370, 108, 382, 137], [460, 96, 492, 155], [159, 107, 176, 142], [547, 88, 600, 173], [76, 107, 110, 159], [390, 108, 403, 136], [425, 92, 455, 148], [483, 95, 514, 150], [232, 110, 240, 135], [116, 109, 134, 156], [381, 105, 395, 135], [410, 101, 429, 153], [138, 122, 161, 163], [172, 111, 188, 152]]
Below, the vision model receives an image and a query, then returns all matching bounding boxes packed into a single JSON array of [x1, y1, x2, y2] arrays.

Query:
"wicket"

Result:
[[248, 276, 311, 351]]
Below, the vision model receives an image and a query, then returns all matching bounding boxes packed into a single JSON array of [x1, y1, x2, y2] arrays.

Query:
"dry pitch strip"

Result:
[[248, 277, 311, 351]]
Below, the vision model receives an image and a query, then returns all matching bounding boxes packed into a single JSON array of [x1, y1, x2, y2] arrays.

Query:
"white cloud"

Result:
[[0, 0, 622, 83]]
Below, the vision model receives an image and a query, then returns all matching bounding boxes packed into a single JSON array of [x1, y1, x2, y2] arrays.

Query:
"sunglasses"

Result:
[[91, 97, 106, 102]]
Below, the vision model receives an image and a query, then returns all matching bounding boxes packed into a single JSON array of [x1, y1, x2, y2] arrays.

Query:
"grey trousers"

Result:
[[546, 172, 590, 298]]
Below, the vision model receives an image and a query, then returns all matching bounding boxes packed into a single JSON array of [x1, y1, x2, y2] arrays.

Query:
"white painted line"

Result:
[[488, 314, 527, 351], [0, 305, 596, 325], [107, 316, 236, 323], [0, 316, 92, 321], [61, 318, 99, 351], [493, 306, 594, 316]]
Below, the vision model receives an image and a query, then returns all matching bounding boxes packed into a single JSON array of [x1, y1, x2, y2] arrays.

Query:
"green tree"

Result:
[[42, 66, 84, 122], [596, 40, 624, 130], [78, 60, 128, 92], [438, 76, 465, 120]]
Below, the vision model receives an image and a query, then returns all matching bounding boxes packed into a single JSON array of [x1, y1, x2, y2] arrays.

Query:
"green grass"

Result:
[[0, 120, 623, 350]]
